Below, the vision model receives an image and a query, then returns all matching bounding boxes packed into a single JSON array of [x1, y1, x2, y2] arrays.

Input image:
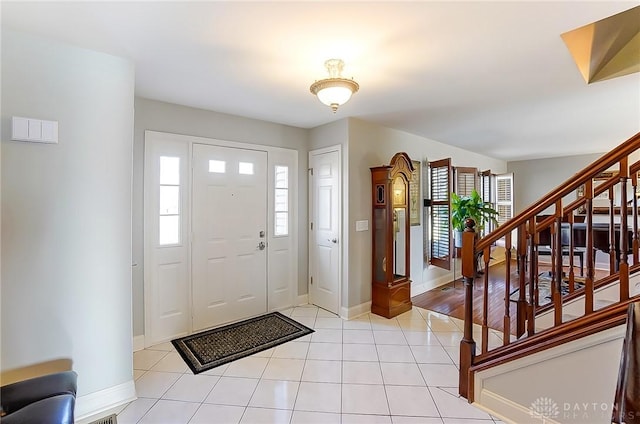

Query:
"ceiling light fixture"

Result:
[[310, 59, 359, 113]]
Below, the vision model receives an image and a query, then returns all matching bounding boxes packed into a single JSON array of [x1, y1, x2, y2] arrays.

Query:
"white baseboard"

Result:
[[297, 294, 309, 305], [474, 389, 558, 424], [133, 335, 145, 352], [75, 379, 136, 423], [415, 273, 456, 295], [340, 301, 371, 320]]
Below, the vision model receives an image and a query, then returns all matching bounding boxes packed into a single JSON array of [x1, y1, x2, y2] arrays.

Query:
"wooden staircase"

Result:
[[458, 132, 640, 407]]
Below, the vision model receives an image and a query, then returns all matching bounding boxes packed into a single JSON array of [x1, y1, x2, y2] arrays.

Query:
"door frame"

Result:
[[143, 130, 298, 346], [308, 145, 343, 316]]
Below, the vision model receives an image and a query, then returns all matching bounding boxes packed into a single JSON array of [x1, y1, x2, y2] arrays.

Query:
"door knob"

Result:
[[330, 238, 338, 244], [258, 241, 266, 250]]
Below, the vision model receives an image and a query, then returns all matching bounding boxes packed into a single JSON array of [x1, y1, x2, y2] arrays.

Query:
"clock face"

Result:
[[393, 177, 406, 206]]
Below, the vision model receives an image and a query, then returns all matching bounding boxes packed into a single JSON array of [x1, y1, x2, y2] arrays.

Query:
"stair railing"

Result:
[[459, 132, 640, 400]]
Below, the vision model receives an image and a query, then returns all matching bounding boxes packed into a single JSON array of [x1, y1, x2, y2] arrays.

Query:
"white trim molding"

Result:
[[133, 335, 145, 352], [75, 379, 136, 423], [297, 294, 309, 306], [341, 301, 372, 320]]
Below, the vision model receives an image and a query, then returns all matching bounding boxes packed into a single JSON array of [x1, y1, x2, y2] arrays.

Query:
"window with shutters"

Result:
[[454, 167, 477, 197], [480, 170, 496, 236], [429, 158, 452, 270], [496, 173, 514, 226]]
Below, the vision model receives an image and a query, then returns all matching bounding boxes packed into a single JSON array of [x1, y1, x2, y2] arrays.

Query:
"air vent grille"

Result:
[[88, 413, 117, 424]]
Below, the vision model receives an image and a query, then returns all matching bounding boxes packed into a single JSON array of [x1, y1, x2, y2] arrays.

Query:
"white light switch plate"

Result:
[[12, 116, 58, 144], [355, 220, 369, 231]]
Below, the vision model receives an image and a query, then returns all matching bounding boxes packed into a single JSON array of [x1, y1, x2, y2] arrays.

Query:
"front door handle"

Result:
[[258, 241, 266, 250]]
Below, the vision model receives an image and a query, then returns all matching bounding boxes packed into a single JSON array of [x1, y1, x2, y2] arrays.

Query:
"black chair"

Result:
[[0, 371, 77, 424], [537, 224, 586, 276]]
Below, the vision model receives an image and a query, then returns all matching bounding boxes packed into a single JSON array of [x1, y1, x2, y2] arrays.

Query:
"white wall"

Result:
[[1, 28, 135, 409], [475, 326, 624, 424], [133, 98, 309, 336]]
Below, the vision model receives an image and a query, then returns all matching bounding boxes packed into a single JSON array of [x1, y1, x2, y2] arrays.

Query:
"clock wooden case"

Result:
[[370, 152, 414, 318]]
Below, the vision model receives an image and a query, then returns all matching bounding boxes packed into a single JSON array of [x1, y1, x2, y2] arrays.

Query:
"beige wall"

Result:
[[507, 153, 604, 214], [346, 119, 507, 308]]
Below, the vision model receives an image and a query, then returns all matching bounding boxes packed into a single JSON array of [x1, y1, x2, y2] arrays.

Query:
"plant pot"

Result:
[[454, 230, 463, 248]]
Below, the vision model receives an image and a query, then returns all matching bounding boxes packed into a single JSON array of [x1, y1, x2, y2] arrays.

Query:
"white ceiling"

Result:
[[2, 1, 639, 161]]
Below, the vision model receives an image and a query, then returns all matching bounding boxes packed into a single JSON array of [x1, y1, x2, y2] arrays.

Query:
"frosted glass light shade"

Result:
[[310, 59, 359, 113], [317, 85, 353, 107]]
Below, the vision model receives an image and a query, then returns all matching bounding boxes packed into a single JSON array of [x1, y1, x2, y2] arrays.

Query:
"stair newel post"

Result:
[[553, 202, 563, 326], [459, 218, 477, 399], [619, 158, 630, 300], [516, 223, 528, 338], [503, 231, 512, 346]]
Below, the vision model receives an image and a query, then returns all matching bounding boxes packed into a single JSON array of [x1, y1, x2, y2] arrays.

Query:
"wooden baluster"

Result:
[[503, 232, 512, 346], [481, 245, 490, 354], [516, 223, 527, 338], [585, 180, 594, 314], [527, 218, 536, 336], [554, 203, 563, 326], [459, 219, 477, 399], [619, 158, 629, 300], [568, 213, 575, 292], [609, 186, 616, 273], [632, 171, 639, 265]]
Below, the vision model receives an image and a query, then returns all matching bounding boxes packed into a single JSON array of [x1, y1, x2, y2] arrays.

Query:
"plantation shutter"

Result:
[[496, 173, 514, 226], [480, 170, 496, 235], [429, 158, 452, 270], [454, 167, 477, 197]]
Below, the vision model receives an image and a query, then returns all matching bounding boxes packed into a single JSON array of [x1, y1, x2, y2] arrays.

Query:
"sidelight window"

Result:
[[274, 166, 289, 236], [159, 156, 181, 245]]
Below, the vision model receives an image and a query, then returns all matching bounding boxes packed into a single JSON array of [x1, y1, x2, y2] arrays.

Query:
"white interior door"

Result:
[[144, 139, 191, 346], [192, 144, 268, 330], [309, 148, 341, 314]]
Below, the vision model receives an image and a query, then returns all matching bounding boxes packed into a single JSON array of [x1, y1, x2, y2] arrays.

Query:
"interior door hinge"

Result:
[[310, 222, 313, 230], [310, 276, 313, 285], [309, 168, 313, 176]]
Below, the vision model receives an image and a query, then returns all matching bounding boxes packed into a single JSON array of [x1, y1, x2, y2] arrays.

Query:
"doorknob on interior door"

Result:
[[258, 241, 266, 250], [329, 238, 338, 243]]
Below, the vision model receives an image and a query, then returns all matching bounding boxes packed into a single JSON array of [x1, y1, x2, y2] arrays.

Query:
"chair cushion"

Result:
[[0, 371, 77, 415], [0, 394, 75, 424]]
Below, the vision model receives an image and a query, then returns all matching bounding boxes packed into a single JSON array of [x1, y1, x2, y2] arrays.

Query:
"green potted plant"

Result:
[[451, 189, 499, 247]]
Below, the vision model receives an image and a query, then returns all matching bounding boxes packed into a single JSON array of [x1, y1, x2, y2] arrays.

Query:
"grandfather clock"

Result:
[[370, 152, 414, 318]]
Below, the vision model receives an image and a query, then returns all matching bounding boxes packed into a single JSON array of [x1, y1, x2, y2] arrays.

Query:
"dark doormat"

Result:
[[172, 312, 314, 374]]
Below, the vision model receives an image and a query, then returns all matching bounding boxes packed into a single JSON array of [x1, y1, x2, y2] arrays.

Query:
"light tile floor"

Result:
[[118, 305, 505, 424]]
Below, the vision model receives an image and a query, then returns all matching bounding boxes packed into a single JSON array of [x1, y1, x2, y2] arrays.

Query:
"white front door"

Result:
[[192, 144, 268, 330], [309, 148, 341, 314]]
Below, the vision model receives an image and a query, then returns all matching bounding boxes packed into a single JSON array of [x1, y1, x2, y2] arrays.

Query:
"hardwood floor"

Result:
[[412, 261, 519, 334], [412, 260, 607, 335]]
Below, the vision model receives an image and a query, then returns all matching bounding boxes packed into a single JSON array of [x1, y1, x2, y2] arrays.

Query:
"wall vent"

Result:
[[88, 413, 117, 424]]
